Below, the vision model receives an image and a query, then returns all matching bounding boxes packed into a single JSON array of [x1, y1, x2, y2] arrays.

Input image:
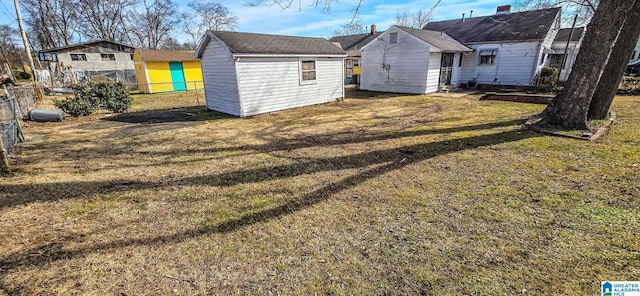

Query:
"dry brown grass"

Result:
[[1, 90, 639, 295]]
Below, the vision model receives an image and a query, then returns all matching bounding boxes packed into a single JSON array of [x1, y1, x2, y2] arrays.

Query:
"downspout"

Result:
[[342, 57, 345, 98]]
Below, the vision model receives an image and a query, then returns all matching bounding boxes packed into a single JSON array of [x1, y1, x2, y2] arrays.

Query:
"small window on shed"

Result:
[[300, 60, 316, 83], [70, 53, 87, 61], [479, 49, 496, 65], [101, 53, 116, 61], [389, 32, 398, 44]]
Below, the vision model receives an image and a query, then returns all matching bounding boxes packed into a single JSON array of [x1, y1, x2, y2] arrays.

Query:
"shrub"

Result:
[[54, 81, 131, 116], [619, 76, 640, 94], [93, 81, 132, 113], [54, 94, 100, 117], [535, 67, 560, 92]]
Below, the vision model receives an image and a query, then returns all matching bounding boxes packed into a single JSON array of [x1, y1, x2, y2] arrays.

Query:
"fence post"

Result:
[[5, 86, 25, 142], [194, 81, 200, 106], [0, 135, 10, 173]]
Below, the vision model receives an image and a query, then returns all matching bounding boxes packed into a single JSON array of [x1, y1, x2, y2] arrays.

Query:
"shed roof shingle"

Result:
[[136, 49, 197, 61], [208, 31, 345, 55], [40, 39, 135, 53], [395, 26, 472, 52], [554, 27, 585, 42], [423, 7, 560, 43]]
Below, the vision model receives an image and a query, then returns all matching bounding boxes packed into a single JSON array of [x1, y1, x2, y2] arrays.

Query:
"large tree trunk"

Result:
[[541, 0, 636, 129], [588, 1, 640, 120]]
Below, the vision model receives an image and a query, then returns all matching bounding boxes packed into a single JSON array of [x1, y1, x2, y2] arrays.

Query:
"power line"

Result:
[[0, 0, 17, 24]]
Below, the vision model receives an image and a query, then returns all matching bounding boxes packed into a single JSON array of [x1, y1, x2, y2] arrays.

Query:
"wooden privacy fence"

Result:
[[0, 84, 35, 172]]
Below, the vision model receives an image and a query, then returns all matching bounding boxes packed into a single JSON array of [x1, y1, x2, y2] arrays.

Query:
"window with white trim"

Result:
[[300, 60, 316, 82], [479, 49, 496, 65]]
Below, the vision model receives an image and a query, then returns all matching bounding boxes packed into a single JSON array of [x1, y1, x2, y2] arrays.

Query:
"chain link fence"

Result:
[[1, 84, 36, 170]]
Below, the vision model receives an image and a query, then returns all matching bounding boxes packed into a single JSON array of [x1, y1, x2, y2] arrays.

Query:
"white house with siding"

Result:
[[548, 27, 585, 81], [360, 26, 472, 94], [422, 6, 561, 89], [195, 31, 346, 117]]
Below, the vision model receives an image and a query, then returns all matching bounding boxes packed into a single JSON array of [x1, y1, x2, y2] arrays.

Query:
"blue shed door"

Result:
[[169, 62, 186, 91]]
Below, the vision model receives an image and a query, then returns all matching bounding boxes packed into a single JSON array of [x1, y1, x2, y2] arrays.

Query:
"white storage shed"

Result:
[[195, 31, 347, 117]]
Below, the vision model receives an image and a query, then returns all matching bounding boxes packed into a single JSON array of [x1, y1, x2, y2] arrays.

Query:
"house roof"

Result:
[[554, 27, 585, 42], [395, 26, 472, 52], [201, 30, 346, 56], [330, 32, 383, 57], [40, 39, 135, 53], [136, 49, 198, 61], [423, 7, 561, 43], [330, 32, 383, 51]]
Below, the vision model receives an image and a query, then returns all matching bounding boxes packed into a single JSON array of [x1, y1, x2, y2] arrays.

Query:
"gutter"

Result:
[[232, 53, 347, 58]]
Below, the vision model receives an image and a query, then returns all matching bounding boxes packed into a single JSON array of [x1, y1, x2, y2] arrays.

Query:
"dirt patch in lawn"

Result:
[[1, 91, 639, 295]]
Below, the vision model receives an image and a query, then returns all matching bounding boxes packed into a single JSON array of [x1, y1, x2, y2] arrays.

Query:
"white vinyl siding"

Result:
[[460, 42, 541, 86], [200, 39, 241, 116], [361, 27, 430, 94], [426, 53, 441, 93], [235, 57, 343, 117]]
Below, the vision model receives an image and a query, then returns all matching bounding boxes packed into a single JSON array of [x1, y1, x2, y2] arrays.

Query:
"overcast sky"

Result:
[[0, 0, 511, 40]]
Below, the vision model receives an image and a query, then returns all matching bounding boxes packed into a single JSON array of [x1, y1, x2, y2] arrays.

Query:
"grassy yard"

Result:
[[1, 90, 638, 295]]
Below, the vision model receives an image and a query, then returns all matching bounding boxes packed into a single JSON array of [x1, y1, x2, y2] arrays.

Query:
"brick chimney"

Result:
[[496, 5, 511, 15], [371, 24, 377, 35]]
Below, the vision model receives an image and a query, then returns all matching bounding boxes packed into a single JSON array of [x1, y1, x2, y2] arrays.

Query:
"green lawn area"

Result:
[[1, 91, 638, 295]]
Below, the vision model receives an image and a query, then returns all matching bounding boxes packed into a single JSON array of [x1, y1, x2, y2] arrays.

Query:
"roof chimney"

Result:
[[496, 5, 511, 15], [469, 10, 473, 18], [371, 24, 377, 35], [461, 13, 465, 22]]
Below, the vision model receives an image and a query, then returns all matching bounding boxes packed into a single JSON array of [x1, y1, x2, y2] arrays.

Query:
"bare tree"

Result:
[[394, 11, 412, 27], [394, 9, 431, 28], [539, 0, 636, 129], [77, 0, 134, 42], [189, 0, 238, 31], [182, 1, 238, 48], [0, 25, 21, 77], [127, 0, 179, 50], [246, 0, 364, 22], [513, 0, 598, 25], [332, 19, 364, 37], [22, 0, 79, 49]]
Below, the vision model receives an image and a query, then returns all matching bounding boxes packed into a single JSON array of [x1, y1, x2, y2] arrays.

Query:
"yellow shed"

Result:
[[133, 49, 204, 93]]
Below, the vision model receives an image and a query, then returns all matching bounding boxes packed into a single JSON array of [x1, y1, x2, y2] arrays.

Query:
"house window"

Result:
[[346, 59, 353, 68], [70, 53, 87, 61], [39, 52, 58, 62], [479, 49, 496, 65], [549, 54, 567, 69], [458, 53, 463, 67], [101, 53, 116, 61], [390, 32, 398, 44], [300, 60, 316, 82], [353, 58, 360, 67]]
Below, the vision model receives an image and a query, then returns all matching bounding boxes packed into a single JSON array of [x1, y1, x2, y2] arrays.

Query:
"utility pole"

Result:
[[13, 0, 43, 100]]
